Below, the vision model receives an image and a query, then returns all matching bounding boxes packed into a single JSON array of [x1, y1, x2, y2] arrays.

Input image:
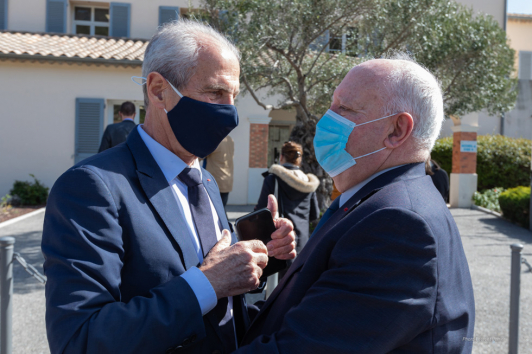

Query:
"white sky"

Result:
[[508, 0, 532, 14]]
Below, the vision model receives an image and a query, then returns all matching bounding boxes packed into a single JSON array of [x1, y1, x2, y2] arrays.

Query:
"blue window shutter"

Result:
[[159, 6, 179, 26], [0, 0, 7, 30], [75, 98, 105, 164], [110, 2, 131, 37], [519, 51, 532, 81], [46, 0, 66, 33]]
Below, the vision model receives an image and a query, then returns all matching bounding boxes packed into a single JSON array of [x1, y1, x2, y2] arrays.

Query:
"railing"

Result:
[[0, 237, 46, 354]]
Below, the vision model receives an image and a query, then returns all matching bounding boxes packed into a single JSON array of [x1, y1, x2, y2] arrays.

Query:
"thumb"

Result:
[[267, 194, 279, 220], [214, 229, 232, 250]]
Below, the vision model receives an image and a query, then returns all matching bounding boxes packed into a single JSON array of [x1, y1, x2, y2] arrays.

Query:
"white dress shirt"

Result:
[[137, 125, 221, 315], [339, 165, 406, 207]]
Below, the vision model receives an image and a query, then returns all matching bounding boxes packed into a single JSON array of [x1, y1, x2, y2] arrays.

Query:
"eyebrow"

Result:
[[204, 84, 240, 96]]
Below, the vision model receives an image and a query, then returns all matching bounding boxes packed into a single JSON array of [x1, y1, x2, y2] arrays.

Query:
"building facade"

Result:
[[0, 0, 288, 205], [0, 0, 527, 205]]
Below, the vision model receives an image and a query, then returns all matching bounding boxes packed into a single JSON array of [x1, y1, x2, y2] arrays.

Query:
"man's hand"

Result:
[[266, 195, 297, 260], [200, 230, 268, 299]]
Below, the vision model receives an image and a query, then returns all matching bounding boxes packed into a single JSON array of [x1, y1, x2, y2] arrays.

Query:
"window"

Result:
[[73, 6, 109, 36], [112, 104, 145, 124], [519, 51, 532, 81], [328, 27, 358, 56]]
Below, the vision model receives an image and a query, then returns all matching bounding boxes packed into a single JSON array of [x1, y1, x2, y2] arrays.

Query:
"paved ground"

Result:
[[0, 206, 530, 353]]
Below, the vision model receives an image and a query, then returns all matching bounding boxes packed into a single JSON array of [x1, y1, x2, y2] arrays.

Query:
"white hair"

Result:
[[142, 19, 240, 107], [381, 52, 444, 151]]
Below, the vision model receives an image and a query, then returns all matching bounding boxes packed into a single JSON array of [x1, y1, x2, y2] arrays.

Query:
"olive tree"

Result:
[[202, 0, 517, 208]]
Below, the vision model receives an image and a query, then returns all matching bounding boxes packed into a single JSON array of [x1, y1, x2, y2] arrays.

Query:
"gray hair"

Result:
[[142, 19, 240, 107], [381, 52, 444, 151]]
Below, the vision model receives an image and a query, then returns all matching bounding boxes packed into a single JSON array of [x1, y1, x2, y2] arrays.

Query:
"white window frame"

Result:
[[327, 27, 357, 55], [72, 5, 110, 36], [106, 100, 145, 128]]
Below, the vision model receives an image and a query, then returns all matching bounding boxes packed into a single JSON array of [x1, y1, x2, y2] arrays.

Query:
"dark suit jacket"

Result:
[[42, 128, 250, 354], [237, 163, 475, 354], [98, 119, 136, 152]]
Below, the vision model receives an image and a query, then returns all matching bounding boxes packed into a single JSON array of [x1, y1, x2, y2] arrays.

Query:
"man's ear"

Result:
[[383, 112, 414, 149], [146, 72, 167, 110]]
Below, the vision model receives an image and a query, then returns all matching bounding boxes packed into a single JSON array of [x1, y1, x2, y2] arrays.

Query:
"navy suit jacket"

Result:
[[42, 128, 250, 354], [237, 163, 475, 353]]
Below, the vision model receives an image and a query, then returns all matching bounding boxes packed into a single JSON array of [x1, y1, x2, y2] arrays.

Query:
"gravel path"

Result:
[[0, 206, 530, 353]]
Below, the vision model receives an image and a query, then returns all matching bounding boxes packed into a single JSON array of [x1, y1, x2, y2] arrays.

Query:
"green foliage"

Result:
[[0, 194, 12, 212], [10, 174, 49, 206], [430, 137, 453, 176], [499, 186, 530, 229], [431, 135, 531, 191], [473, 187, 505, 213], [202, 0, 517, 206]]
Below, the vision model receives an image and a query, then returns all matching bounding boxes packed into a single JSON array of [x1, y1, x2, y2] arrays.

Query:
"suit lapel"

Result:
[[127, 129, 199, 270], [247, 163, 427, 332]]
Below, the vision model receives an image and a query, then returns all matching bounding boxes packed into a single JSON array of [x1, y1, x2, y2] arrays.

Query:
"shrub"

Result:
[[473, 187, 505, 213], [499, 186, 530, 229], [431, 135, 531, 191], [10, 174, 49, 206]]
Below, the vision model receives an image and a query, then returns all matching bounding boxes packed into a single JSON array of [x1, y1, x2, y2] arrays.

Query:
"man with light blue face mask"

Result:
[[236, 54, 475, 354]]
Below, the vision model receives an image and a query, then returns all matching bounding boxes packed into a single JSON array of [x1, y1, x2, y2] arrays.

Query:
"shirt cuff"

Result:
[[180, 266, 218, 315]]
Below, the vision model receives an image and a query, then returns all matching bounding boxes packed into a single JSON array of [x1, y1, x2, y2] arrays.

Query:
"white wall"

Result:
[[0, 61, 143, 198], [456, 0, 506, 27]]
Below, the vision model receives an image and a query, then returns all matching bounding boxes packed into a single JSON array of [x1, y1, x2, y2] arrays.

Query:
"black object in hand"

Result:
[[235, 208, 287, 281]]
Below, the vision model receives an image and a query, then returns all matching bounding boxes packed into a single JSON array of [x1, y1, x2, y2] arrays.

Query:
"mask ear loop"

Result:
[[163, 80, 184, 114], [131, 76, 147, 86]]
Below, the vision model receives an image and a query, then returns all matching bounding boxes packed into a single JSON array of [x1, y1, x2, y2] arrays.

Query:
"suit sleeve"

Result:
[[42, 167, 206, 354], [236, 208, 438, 354], [98, 126, 112, 152], [254, 175, 275, 211]]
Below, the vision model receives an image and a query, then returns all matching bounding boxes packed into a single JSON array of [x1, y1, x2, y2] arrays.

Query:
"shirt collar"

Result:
[[339, 164, 406, 207], [123, 118, 134, 122], [137, 125, 200, 183]]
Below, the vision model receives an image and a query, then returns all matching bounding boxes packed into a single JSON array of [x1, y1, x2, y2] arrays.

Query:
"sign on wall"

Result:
[[460, 140, 477, 153]]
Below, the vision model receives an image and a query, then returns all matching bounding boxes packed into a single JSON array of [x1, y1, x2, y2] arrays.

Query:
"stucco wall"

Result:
[[507, 19, 532, 72], [0, 61, 143, 198], [457, 0, 506, 27]]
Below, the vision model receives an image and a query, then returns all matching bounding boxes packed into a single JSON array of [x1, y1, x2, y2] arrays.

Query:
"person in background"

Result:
[[425, 155, 450, 203], [98, 101, 137, 152], [203, 135, 234, 207], [255, 141, 319, 276]]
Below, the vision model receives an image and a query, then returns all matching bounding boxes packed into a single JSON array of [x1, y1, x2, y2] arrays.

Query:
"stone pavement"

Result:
[[0, 206, 530, 353]]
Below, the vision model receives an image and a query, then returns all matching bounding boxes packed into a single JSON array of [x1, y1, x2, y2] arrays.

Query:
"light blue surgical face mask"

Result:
[[313, 109, 395, 177]]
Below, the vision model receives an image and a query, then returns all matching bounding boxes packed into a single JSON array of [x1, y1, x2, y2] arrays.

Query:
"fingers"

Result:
[[274, 249, 297, 260], [267, 194, 279, 220], [271, 218, 294, 239]]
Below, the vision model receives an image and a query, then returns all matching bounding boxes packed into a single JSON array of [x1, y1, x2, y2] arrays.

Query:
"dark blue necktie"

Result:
[[178, 167, 218, 258], [311, 197, 340, 237], [178, 167, 236, 352]]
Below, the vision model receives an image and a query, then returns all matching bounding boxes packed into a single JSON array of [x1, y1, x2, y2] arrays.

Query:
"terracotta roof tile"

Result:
[[0, 31, 148, 65]]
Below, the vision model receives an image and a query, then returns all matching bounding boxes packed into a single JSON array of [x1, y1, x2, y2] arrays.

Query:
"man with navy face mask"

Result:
[[42, 20, 296, 354], [236, 54, 475, 353]]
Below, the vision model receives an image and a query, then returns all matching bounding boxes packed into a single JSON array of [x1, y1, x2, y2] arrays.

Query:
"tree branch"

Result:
[[242, 72, 299, 111]]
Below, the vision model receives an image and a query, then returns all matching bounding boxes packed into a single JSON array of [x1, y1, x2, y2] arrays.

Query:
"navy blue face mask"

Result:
[[132, 76, 239, 158]]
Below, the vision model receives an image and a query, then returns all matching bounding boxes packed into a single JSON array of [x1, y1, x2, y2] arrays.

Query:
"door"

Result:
[[267, 125, 291, 167]]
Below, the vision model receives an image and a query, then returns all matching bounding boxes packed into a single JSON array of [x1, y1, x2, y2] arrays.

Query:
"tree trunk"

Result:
[[289, 114, 332, 211]]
